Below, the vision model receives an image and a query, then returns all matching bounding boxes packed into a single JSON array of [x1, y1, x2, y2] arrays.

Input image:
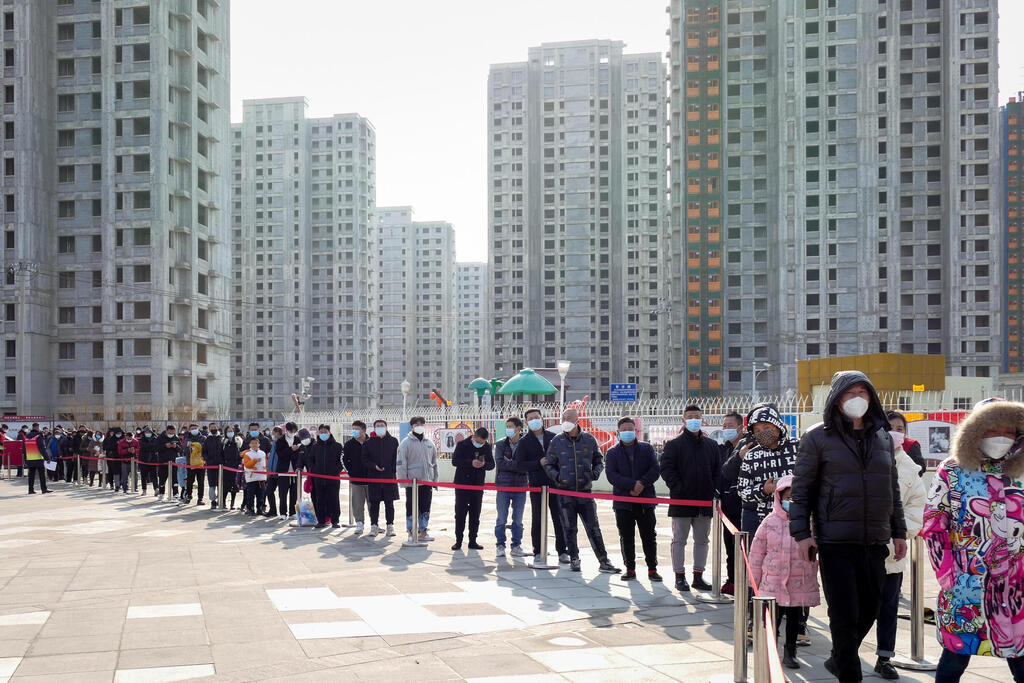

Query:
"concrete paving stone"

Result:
[[27, 632, 124, 656], [437, 649, 553, 678], [8, 671, 114, 683], [295, 636, 388, 660], [615, 641, 729, 666], [121, 615, 206, 634], [119, 629, 210, 650], [527, 647, 640, 673], [465, 676, 568, 683], [113, 663, 216, 682], [208, 639, 308, 674], [0, 611, 49, 626], [0, 640, 31, 658], [205, 623, 295, 645], [562, 668, 677, 683], [339, 652, 462, 680], [0, 657, 20, 678], [13, 650, 118, 676]]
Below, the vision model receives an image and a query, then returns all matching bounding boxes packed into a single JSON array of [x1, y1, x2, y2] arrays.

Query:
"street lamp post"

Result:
[[400, 379, 411, 423], [556, 360, 571, 411], [751, 362, 772, 403]]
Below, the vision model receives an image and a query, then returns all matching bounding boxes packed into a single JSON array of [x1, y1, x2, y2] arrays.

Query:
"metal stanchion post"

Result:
[[217, 464, 224, 509], [402, 479, 428, 547], [734, 531, 750, 682], [166, 461, 173, 501], [892, 535, 938, 671], [698, 499, 733, 604], [341, 478, 356, 528], [531, 485, 558, 570], [290, 470, 308, 528], [131, 457, 138, 492], [99, 459, 106, 489], [752, 596, 776, 683], [75, 454, 81, 486]]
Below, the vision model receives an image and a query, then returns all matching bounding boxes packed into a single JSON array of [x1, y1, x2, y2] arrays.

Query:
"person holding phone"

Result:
[[451, 428, 495, 551]]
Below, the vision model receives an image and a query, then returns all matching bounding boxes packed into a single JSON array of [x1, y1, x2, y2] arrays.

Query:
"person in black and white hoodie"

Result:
[[737, 403, 799, 535]]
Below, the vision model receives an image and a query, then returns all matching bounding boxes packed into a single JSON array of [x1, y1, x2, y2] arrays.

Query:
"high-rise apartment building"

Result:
[[377, 207, 457, 409], [230, 98, 377, 419], [670, 0, 1001, 396], [1005, 93, 1023, 374], [488, 40, 668, 401], [0, 0, 231, 420], [456, 261, 488, 404]]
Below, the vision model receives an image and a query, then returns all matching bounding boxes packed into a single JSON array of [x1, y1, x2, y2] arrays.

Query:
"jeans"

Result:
[[936, 649, 1024, 683], [118, 462, 131, 492], [876, 572, 903, 658], [349, 483, 368, 523], [530, 489, 567, 555], [819, 543, 888, 682], [495, 490, 526, 547], [405, 484, 432, 532], [615, 506, 658, 571], [671, 516, 712, 574], [454, 489, 483, 542], [557, 495, 609, 562]]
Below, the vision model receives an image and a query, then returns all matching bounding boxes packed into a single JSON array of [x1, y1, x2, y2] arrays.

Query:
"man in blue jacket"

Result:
[[605, 417, 662, 582], [542, 408, 620, 574], [516, 408, 568, 564]]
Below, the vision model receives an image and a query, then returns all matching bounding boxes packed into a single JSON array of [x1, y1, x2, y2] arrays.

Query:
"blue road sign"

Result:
[[609, 383, 638, 402]]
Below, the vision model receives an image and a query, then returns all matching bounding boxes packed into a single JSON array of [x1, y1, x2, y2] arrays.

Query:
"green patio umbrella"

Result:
[[468, 377, 492, 397], [497, 368, 558, 396]]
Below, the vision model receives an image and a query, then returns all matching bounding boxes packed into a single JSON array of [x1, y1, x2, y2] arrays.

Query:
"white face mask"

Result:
[[561, 421, 577, 433], [412, 425, 425, 435], [841, 396, 869, 419], [888, 430, 905, 448], [300, 438, 311, 446], [374, 427, 386, 437], [980, 436, 1015, 460]]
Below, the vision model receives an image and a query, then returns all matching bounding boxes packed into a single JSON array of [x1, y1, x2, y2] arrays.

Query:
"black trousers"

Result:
[[185, 469, 205, 501], [265, 475, 278, 515], [454, 489, 483, 541], [369, 498, 395, 525], [313, 479, 340, 525], [277, 477, 297, 517], [936, 649, 1024, 683], [614, 506, 658, 571], [530, 489, 567, 555], [26, 462, 48, 493], [876, 571, 903, 658], [819, 543, 888, 682], [778, 605, 803, 650], [243, 480, 266, 512], [557, 496, 608, 562]]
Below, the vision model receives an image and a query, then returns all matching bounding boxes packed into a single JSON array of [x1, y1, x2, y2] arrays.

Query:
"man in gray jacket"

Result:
[[397, 416, 438, 542], [542, 409, 620, 574]]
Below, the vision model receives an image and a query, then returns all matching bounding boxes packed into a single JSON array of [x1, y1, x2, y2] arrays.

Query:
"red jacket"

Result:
[[117, 437, 140, 459]]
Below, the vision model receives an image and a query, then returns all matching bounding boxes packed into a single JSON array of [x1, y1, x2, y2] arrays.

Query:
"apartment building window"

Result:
[[59, 378, 76, 395], [58, 272, 75, 289]]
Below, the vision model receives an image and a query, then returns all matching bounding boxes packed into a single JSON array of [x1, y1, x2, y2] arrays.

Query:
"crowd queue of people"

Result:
[[3, 370, 1023, 682]]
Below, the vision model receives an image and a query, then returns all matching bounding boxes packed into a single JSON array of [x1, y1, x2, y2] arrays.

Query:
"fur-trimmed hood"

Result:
[[951, 400, 1024, 478]]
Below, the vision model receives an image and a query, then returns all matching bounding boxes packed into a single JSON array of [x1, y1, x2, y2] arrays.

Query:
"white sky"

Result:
[[230, 0, 1024, 263]]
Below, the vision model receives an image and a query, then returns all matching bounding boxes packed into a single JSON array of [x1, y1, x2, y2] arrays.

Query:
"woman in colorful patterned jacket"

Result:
[[921, 398, 1024, 683]]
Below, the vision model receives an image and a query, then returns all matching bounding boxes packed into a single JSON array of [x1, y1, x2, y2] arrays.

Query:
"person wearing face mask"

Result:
[[343, 421, 370, 533], [241, 437, 268, 516], [450, 427, 495, 551], [717, 411, 745, 594], [102, 428, 120, 491], [115, 428, 140, 494], [245, 423, 275, 516], [396, 416, 438, 542], [873, 424, 927, 680], [155, 425, 182, 500], [221, 427, 243, 510], [886, 410, 926, 477], [516, 408, 569, 565], [605, 417, 662, 582], [362, 419, 399, 536], [921, 399, 1024, 683], [139, 427, 159, 497], [182, 423, 207, 506], [306, 425, 344, 529], [542, 408, 620, 574], [659, 405, 720, 592], [789, 371, 907, 683], [494, 417, 529, 558], [201, 423, 225, 509], [737, 403, 799, 534], [274, 422, 303, 520]]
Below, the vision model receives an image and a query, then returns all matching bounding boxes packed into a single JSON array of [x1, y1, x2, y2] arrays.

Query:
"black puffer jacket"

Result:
[[659, 428, 720, 517], [789, 370, 907, 545]]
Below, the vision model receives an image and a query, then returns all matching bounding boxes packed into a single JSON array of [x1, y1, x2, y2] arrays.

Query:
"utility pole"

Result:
[[8, 262, 38, 415]]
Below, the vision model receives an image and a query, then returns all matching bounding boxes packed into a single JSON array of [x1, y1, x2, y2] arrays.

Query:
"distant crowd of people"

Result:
[[3, 371, 1024, 683]]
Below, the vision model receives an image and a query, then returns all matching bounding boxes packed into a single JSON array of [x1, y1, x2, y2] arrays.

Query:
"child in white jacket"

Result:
[[874, 427, 927, 679]]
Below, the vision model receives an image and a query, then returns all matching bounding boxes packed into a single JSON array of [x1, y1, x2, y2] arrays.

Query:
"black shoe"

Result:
[[42, 489, 52, 494], [27, 490, 36, 494], [331, 523, 340, 529], [691, 572, 712, 591], [621, 569, 637, 581], [314, 523, 326, 529], [569, 557, 581, 572], [467, 541, 484, 550], [451, 540, 462, 551], [648, 570, 663, 582], [675, 573, 690, 592], [598, 561, 621, 574], [783, 647, 800, 670], [874, 658, 899, 680], [824, 657, 840, 678]]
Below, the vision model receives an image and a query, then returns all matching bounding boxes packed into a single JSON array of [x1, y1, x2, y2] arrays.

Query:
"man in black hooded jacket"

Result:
[[789, 371, 907, 683], [307, 424, 343, 529]]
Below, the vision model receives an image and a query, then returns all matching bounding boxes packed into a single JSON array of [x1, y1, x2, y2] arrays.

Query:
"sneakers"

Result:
[[558, 553, 571, 564], [496, 546, 506, 558], [331, 522, 340, 529], [354, 522, 364, 534], [314, 523, 327, 529], [720, 581, 734, 596], [874, 658, 899, 680], [510, 545, 528, 557], [796, 633, 811, 647], [386, 524, 396, 537], [649, 570, 663, 582], [369, 524, 381, 535], [569, 557, 582, 572], [419, 533, 434, 542], [621, 569, 637, 581], [691, 572, 712, 591], [532, 554, 544, 565], [675, 573, 690, 592], [598, 561, 621, 574]]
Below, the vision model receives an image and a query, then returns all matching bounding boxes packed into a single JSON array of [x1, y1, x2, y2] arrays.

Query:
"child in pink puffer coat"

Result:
[[748, 474, 821, 670]]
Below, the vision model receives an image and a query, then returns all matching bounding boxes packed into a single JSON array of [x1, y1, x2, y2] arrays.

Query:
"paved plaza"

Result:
[[0, 476, 998, 682]]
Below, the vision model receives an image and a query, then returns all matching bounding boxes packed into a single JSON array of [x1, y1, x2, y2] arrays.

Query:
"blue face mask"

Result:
[[685, 418, 702, 433], [351, 429, 361, 438], [527, 418, 543, 431], [144, 432, 152, 438], [319, 433, 329, 441], [250, 430, 259, 438], [190, 429, 199, 436], [781, 500, 791, 513], [505, 427, 517, 439], [472, 440, 484, 449], [720, 428, 738, 442], [226, 432, 234, 438], [619, 431, 636, 443]]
